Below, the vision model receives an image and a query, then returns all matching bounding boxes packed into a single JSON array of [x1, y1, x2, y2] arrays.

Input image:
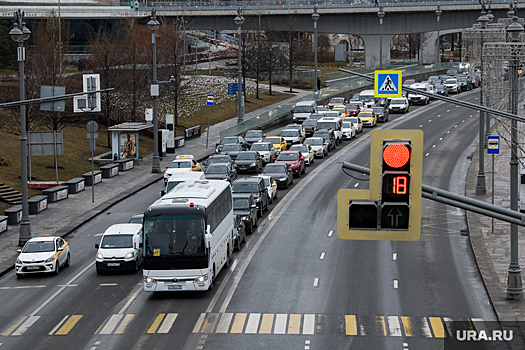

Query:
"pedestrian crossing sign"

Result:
[[374, 70, 402, 98]]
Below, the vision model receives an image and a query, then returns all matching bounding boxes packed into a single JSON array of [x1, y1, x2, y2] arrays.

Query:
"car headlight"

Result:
[[195, 275, 208, 282], [97, 253, 103, 260], [145, 277, 156, 283], [250, 163, 256, 167], [45, 256, 55, 263], [242, 216, 249, 221], [279, 177, 287, 181], [255, 197, 261, 202], [125, 252, 134, 259], [16, 258, 21, 264]]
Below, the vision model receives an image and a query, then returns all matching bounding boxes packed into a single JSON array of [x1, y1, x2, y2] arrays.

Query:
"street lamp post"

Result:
[[9, 9, 32, 245], [505, 5, 524, 300], [235, 7, 245, 124], [476, 7, 489, 195], [378, 6, 385, 70], [312, 5, 320, 93], [148, 9, 161, 173], [436, 5, 442, 64]]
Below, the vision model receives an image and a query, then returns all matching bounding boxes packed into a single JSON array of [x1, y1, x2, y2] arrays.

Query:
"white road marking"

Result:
[[94, 233, 103, 236], [443, 317, 454, 338], [359, 324, 366, 336], [216, 313, 233, 333], [328, 230, 333, 237], [95, 341, 100, 345], [433, 145, 436, 148], [437, 114, 441, 117], [456, 105, 459, 108], [447, 131, 451, 133], [440, 137, 443, 140], [245, 313, 261, 334], [305, 340, 311, 344], [115, 314, 135, 334], [49, 315, 69, 335], [403, 344, 408, 347], [354, 183, 359, 187], [392, 253, 397, 261], [417, 317, 433, 338], [454, 125, 458, 128], [469, 114, 473, 117], [428, 120, 432, 122], [57, 284, 78, 287], [30, 261, 94, 316], [157, 313, 178, 334], [100, 314, 123, 334], [388, 316, 402, 336], [303, 315, 315, 335], [394, 280, 399, 289], [419, 125, 423, 128], [447, 109, 450, 112], [313, 278, 319, 287], [274, 314, 287, 334], [462, 120, 465, 123], [100, 283, 118, 286], [425, 153, 430, 157], [192, 313, 206, 333], [320, 252, 325, 260], [118, 286, 142, 315], [0, 285, 46, 290], [12, 316, 40, 336], [230, 258, 238, 272]]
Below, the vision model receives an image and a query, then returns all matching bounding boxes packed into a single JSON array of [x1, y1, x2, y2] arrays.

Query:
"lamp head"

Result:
[[9, 22, 23, 43], [312, 4, 320, 22], [378, 6, 385, 19], [436, 5, 442, 17], [507, 2, 515, 19], [507, 16, 524, 42], [147, 8, 160, 32]]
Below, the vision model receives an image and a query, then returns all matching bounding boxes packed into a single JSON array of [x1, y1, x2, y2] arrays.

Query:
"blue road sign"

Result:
[[487, 136, 500, 154], [207, 94, 214, 106], [374, 70, 402, 98], [227, 83, 245, 95]]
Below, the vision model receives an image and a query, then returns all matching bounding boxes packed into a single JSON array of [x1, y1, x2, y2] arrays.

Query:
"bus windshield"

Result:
[[144, 216, 206, 258]]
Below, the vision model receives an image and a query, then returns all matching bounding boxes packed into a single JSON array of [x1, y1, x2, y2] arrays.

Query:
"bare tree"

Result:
[[284, 16, 309, 92]]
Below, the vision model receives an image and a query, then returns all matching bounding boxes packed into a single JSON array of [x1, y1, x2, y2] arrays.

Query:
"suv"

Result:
[[302, 119, 317, 138], [234, 151, 264, 173], [232, 177, 269, 217], [372, 105, 389, 123], [316, 117, 343, 143], [233, 194, 258, 234], [408, 83, 431, 105], [313, 128, 337, 151]]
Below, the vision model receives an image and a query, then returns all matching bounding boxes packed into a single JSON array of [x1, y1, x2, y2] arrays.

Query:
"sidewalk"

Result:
[[466, 104, 525, 323], [0, 86, 311, 276]]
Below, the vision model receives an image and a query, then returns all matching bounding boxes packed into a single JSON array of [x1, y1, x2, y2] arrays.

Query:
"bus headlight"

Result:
[[145, 277, 156, 283], [195, 275, 208, 282]]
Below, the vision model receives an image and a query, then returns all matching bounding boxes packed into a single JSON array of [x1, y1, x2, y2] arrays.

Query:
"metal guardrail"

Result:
[[219, 62, 457, 139]]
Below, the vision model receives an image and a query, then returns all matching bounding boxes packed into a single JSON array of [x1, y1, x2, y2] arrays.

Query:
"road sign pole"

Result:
[[492, 153, 494, 233], [206, 105, 211, 148], [91, 145, 94, 203]]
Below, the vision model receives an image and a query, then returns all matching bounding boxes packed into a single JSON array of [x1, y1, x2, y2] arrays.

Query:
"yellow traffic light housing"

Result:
[[337, 129, 423, 241]]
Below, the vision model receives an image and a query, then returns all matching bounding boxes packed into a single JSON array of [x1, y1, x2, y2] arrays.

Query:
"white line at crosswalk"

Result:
[[157, 313, 178, 334], [100, 314, 123, 335], [12, 316, 40, 336], [245, 313, 260, 334], [387, 316, 402, 336], [274, 314, 287, 334]]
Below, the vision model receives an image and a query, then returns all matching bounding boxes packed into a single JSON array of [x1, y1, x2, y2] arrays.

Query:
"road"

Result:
[[0, 90, 499, 350]]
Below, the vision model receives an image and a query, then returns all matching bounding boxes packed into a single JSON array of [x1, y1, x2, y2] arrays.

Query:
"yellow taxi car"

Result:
[[163, 155, 201, 184], [263, 136, 287, 151], [332, 106, 349, 118], [357, 109, 377, 127]]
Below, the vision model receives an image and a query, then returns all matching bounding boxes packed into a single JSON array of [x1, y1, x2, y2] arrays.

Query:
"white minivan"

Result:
[[316, 116, 344, 143], [95, 223, 143, 274], [358, 90, 377, 108], [293, 101, 317, 123]]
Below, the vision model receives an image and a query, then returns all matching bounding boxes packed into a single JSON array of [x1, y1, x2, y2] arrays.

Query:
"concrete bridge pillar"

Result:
[[360, 34, 395, 68], [422, 31, 438, 65]]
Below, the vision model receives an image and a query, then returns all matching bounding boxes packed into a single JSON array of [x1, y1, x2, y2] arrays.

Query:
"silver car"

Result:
[[305, 137, 329, 158], [250, 142, 278, 164]]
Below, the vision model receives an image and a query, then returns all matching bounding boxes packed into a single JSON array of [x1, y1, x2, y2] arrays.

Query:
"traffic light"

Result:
[[337, 129, 423, 241]]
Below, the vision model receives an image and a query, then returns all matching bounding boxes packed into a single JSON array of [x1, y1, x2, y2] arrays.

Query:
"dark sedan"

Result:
[[203, 154, 233, 172], [244, 130, 266, 144], [302, 119, 318, 138], [221, 144, 244, 160], [261, 163, 293, 189], [372, 106, 389, 123], [234, 151, 264, 173], [233, 194, 258, 234], [216, 136, 248, 153], [204, 163, 237, 183]]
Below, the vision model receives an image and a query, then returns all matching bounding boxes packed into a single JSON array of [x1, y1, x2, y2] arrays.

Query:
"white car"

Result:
[[257, 175, 278, 204], [250, 142, 278, 164], [305, 137, 329, 158], [15, 234, 70, 277], [341, 121, 357, 140], [444, 78, 461, 94], [389, 97, 410, 114], [284, 124, 306, 139], [163, 155, 201, 184], [289, 144, 315, 165]]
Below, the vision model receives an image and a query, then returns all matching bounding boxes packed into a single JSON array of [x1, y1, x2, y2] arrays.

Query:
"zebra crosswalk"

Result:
[[0, 312, 483, 339]]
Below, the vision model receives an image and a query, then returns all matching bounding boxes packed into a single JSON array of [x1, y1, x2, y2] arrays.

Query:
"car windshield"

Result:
[[263, 164, 286, 173], [233, 198, 250, 210], [435, 84, 445, 90], [317, 106, 328, 112], [445, 79, 456, 84], [317, 121, 336, 129], [232, 183, 259, 193], [144, 216, 205, 256], [100, 234, 133, 249], [22, 241, 55, 253], [205, 166, 227, 174], [223, 145, 241, 152], [294, 106, 311, 113], [262, 178, 271, 187], [347, 104, 359, 110], [359, 113, 372, 118], [264, 137, 279, 144], [245, 130, 263, 138], [305, 139, 323, 146], [459, 78, 467, 82], [343, 122, 352, 128], [206, 157, 228, 166], [390, 99, 405, 105], [330, 98, 344, 104], [290, 146, 307, 153], [302, 120, 317, 127], [251, 144, 269, 151], [286, 125, 301, 130], [325, 112, 340, 118], [277, 153, 299, 161], [372, 107, 384, 114], [220, 138, 238, 145], [359, 95, 374, 102], [310, 114, 325, 120], [169, 161, 191, 169], [236, 153, 256, 160], [282, 130, 298, 137]]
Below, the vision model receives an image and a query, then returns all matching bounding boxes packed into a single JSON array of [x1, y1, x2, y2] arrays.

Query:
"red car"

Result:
[[345, 103, 361, 117], [327, 97, 347, 109], [274, 150, 306, 177]]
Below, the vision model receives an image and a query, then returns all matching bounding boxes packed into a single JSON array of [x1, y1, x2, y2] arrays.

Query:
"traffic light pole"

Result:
[[340, 161, 525, 227]]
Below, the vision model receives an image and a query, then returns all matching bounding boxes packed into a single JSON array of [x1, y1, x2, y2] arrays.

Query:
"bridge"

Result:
[[1, 0, 522, 66]]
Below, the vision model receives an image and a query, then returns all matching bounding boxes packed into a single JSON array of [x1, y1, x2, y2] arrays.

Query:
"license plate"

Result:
[[239, 167, 246, 170], [168, 285, 182, 290], [27, 266, 39, 270], [107, 263, 120, 267]]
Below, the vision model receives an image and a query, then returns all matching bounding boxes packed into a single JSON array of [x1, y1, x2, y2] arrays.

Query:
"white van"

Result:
[[161, 171, 206, 197], [316, 116, 344, 143], [95, 223, 143, 274], [358, 90, 377, 108], [408, 83, 432, 105], [293, 101, 317, 123]]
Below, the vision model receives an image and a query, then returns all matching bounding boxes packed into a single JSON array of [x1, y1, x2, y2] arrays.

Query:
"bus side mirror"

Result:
[[160, 190, 166, 197], [95, 243, 99, 249]]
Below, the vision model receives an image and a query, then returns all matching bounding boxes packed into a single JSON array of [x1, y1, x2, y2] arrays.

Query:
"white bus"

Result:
[[143, 180, 234, 292]]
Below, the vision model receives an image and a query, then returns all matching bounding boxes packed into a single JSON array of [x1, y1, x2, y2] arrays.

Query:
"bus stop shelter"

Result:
[[108, 122, 152, 161]]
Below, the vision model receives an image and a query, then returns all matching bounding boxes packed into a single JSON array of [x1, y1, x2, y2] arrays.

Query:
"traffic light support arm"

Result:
[[0, 88, 114, 109], [339, 68, 525, 124], [341, 161, 525, 226]]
